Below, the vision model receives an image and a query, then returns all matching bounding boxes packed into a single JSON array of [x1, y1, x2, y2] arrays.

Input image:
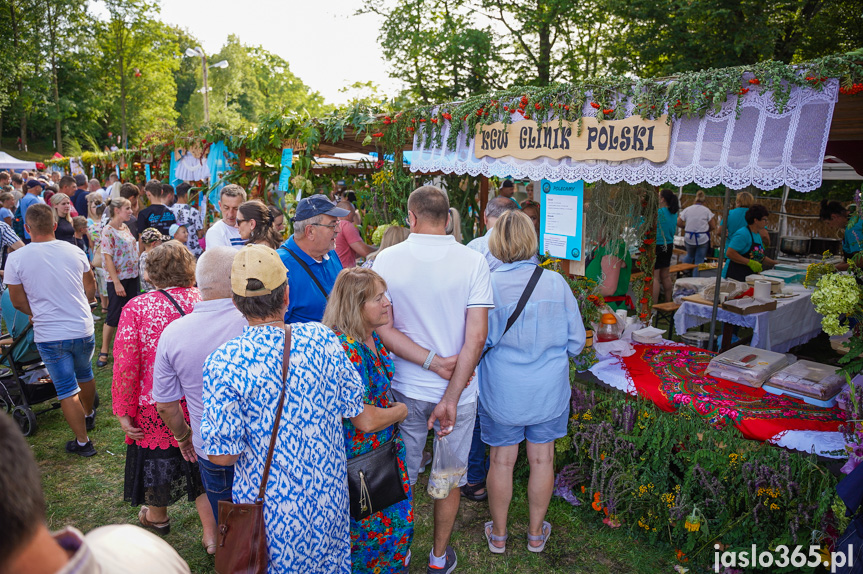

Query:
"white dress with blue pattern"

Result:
[[202, 323, 364, 574]]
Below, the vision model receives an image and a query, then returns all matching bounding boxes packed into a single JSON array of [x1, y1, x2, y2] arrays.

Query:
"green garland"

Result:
[[43, 49, 863, 231]]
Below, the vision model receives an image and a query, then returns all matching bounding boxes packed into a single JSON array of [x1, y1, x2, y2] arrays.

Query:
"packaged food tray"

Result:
[[705, 345, 789, 388], [763, 360, 846, 407]]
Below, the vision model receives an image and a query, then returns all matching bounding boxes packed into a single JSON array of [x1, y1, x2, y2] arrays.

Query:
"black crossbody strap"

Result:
[[480, 265, 544, 361], [287, 249, 329, 299], [158, 289, 187, 317]]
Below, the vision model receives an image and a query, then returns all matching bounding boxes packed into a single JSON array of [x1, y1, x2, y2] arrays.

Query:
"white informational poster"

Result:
[[539, 179, 585, 261]]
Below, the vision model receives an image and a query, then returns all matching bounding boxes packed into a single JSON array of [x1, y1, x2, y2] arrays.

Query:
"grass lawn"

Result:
[[21, 320, 674, 573]]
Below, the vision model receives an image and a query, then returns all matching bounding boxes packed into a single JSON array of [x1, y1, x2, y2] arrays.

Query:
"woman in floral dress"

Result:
[[112, 241, 215, 549], [323, 267, 413, 574]]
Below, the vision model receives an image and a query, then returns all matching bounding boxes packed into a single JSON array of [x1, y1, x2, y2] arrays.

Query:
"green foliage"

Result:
[[559, 376, 841, 568]]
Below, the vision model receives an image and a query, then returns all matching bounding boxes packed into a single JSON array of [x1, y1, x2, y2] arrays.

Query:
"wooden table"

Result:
[[632, 262, 697, 282]]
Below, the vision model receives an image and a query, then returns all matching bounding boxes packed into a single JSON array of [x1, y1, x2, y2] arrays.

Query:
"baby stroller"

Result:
[[0, 289, 98, 436]]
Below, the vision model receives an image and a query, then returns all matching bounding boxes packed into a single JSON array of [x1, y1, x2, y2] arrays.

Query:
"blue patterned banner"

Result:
[[278, 148, 293, 193]]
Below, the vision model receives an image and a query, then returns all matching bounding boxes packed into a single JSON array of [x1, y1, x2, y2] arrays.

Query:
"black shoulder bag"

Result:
[[345, 341, 407, 521], [159, 289, 187, 317], [480, 265, 544, 361], [287, 249, 329, 299]]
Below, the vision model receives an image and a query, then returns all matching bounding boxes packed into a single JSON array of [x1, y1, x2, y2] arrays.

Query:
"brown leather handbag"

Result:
[[214, 326, 291, 574]]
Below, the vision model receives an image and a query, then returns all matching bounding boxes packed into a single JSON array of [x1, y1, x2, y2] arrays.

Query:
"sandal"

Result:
[[138, 506, 171, 535], [461, 480, 488, 501], [527, 521, 552, 553], [484, 521, 507, 554], [96, 353, 109, 368]]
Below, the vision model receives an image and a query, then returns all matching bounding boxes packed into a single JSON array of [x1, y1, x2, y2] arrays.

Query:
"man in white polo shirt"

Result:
[[375, 186, 492, 574], [204, 184, 247, 249]]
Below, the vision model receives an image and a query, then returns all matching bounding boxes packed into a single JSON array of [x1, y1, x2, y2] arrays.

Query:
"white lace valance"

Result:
[[410, 80, 839, 192]]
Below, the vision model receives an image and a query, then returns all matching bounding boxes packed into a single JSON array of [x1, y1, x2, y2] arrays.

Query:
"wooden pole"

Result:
[[479, 176, 489, 234]]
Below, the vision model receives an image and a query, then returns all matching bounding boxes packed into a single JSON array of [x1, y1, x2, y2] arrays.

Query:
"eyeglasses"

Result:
[[310, 222, 338, 231], [236, 217, 247, 223]]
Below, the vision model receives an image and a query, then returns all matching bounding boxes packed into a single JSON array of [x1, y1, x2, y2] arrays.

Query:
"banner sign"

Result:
[[278, 148, 293, 193], [539, 179, 584, 261], [474, 116, 671, 163]]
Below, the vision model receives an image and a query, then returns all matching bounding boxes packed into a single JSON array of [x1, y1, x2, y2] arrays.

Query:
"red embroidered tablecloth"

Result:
[[619, 345, 847, 442]]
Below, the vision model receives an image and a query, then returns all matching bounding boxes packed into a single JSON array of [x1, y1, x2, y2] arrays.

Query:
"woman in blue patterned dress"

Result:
[[201, 245, 366, 574], [323, 267, 413, 574]]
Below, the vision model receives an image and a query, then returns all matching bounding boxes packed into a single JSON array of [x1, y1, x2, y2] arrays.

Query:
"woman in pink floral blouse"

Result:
[[112, 241, 216, 551]]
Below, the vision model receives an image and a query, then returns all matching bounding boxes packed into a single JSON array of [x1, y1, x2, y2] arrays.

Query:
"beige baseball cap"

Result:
[[231, 244, 288, 297]]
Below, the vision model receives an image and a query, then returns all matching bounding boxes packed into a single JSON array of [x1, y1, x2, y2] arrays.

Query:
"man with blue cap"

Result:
[[276, 194, 350, 323]]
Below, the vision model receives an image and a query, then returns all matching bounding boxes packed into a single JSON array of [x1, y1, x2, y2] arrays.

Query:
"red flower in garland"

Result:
[[590, 102, 601, 109], [419, 118, 426, 123], [535, 103, 542, 110], [643, 276, 652, 282], [406, 126, 415, 132], [564, 104, 570, 111], [523, 113, 530, 119], [643, 238, 654, 245], [383, 116, 392, 124], [431, 118, 438, 124], [521, 95, 529, 106], [503, 105, 509, 111], [442, 112, 452, 120], [371, 132, 384, 138], [749, 78, 760, 85], [739, 87, 749, 95], [603, 108, 614, 115], [476, 108, 484, 117]]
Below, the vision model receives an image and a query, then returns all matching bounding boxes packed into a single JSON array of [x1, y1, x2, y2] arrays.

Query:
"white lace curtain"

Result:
[[410, 80, 839, 192]]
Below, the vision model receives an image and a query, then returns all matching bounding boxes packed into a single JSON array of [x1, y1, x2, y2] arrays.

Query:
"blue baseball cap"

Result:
[[291, 194, 350, 222], [26, 179, 44, 189]]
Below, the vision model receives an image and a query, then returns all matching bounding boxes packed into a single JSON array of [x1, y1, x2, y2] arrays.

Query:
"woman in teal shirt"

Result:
[[653, 189, 679, 303], [820, 200, 862, 271], [724, 191, 754, 240], [586, 239, 632, 311], [723, 205, 777, 281]]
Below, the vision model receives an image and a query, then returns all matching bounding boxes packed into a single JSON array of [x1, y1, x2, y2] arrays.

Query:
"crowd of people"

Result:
[[2, 165, 857, 572], [0, 169, 588, 574]]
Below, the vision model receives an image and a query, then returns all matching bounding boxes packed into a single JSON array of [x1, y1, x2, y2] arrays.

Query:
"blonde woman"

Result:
[[446, 207, 463, 243], [86, 192, 109, 314], [321, 268, 411, 573], [362, 226, 409, 270], [480, 210, 585, 555], [98, 198, 139, 367], [678, 190, 716, 276], [50, 193, 76, 246]]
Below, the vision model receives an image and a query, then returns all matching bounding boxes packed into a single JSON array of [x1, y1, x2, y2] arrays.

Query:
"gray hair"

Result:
[[485, 196, 519, 219], [220, 184, 247, 202], [196, 247, 236, 300], [293, 213, 322, 237], [88, 178, 100, 188]]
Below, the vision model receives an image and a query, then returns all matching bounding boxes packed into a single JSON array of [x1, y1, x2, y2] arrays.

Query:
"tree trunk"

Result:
[[536, 1, 551, 86], [9, 0, 27, 150], [116, 20, 128, 149], [46, 0, 63, 154]]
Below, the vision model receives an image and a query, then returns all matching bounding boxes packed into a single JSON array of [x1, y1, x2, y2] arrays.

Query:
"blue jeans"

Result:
[[198, 457, 234, 522], [35, 334, 96, 400], [467, 410, 489, 484], [683, 243, 710, 277]]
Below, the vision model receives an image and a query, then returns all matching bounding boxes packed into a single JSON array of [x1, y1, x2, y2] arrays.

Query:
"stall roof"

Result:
[[0, 151, 37, 171]]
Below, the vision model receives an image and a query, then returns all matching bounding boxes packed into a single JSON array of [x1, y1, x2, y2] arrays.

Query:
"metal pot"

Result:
[[809, 237, 841, 256], [780, 236, 811, 256]]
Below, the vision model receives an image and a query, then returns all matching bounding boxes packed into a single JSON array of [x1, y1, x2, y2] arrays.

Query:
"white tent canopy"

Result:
[[0, 151, 37, 171]]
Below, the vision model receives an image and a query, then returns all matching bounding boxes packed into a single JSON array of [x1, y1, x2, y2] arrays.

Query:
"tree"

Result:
[[366, 0, 500, 104], [181, 35, 328, 128], [603, 0, 863, 77], [97, 0, 179, 148]]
